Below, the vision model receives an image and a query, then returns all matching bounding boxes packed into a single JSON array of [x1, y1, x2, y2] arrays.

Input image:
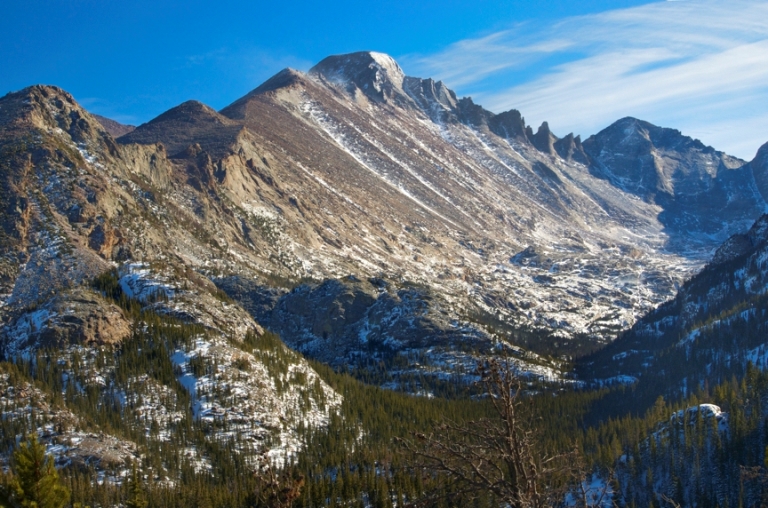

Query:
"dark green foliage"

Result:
[[462, 307, 602, 358], [0, 304, 618, 508], [124, 464, 147, 508], [1, 436, 70, 508], [92, 269, 123, 302]]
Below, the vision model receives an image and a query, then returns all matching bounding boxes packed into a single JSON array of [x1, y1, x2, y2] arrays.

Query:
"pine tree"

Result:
[[3, 435, 70, 508], [124, 464, 147, 508]]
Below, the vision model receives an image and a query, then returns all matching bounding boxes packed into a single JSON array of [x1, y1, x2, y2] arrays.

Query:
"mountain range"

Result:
[[2, 50, 768, 505], [120, 51, 768, 374]]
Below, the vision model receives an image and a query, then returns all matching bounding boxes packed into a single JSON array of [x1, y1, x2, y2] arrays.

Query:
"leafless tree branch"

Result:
[[400, 358, 614, 508]]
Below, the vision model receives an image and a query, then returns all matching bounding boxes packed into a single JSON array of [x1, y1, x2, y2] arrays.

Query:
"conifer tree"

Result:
[[2, 435, 69, 508], [124, 464, 147, 508]]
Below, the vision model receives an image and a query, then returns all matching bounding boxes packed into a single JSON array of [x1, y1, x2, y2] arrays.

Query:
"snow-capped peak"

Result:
[[309, 51, 408, 103], [367, 51, 405, 87]]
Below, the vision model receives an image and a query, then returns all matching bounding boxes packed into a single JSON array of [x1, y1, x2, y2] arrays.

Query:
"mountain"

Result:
[[1, 51, 768, 505], [3, 53, 768, 389], [92, 114, 135, 138], [211, 51, 764, 372], [559, 143, 768, 506], [118, 100, 243, 159], [584, 118, 765, 247]]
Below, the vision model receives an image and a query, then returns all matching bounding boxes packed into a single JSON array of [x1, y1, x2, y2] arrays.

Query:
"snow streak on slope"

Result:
[[354, 127, 482, 228], [301, 99, 462, 230]]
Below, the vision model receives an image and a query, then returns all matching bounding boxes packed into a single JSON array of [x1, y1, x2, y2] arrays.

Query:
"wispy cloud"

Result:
[[406, 29, 575, 88], [401, 0, 768, 159]]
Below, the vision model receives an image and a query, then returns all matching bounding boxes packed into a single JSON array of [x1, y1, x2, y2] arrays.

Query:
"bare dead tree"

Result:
[[246, 454, 305, 508], [399, 358, 576, 508], [659, 494, 682, 508], [399, 358, 620, 508], [567, 447, 619, 508]]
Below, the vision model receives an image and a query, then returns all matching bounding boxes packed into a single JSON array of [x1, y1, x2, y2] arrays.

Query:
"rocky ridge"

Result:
[[210, 51, 764, 365]]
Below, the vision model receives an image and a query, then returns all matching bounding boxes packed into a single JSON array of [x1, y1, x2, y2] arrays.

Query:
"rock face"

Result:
[[711, 214, 768, 265], [310, 51, 409, 105], [582, 117, 763, 242], [215, 274, 568, 386], [530, 122, 557, 155], [403, 77, 459, 123], [266, 277, 492, 367], [488, 109, 528, 141], [3, 289, 131, 354], [749, 141, 768, 202], [554, 133, 589, 164], [208, 53, 765, 354], [0, 83, 342, 478], [118, 100, 243, 159]]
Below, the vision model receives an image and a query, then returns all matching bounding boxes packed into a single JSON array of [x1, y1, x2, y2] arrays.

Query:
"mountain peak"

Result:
[[0, 85, 75, 126], [367, 51, 405, 79], [752, 141, 768, 170], [593, 117, 714, 154], [554, 132, 589, 164], [233, 68, 307, 101], [253, 68, 306, 94], [9, 84, 76, 105], [0, 84, 114, 146], [148, 100, 224, 124], [530, 121, 557, 155], [119, 99, 240, 158], [582, 117, 751, 235], [93, 114, 135, 138], [309, 51, 407, 103]]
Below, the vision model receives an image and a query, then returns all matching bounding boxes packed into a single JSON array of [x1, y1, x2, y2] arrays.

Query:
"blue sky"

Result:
[[2, 0, 766, 159]]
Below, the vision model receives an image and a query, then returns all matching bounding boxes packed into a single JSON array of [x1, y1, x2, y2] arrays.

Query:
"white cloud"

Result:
[[401, 0, 768, 159]]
